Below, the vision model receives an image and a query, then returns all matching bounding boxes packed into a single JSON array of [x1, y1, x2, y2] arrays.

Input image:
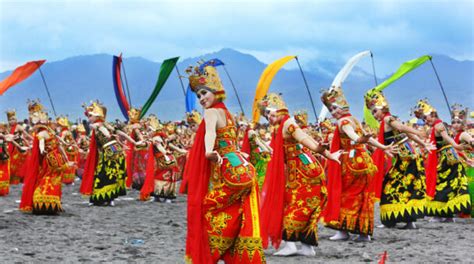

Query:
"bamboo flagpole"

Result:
[[222, 65, 245, 116], [295, 56, 318, 120], [429, 57, 451, 115], [174, 64, 187, 97], [37, 65, 57, 117]]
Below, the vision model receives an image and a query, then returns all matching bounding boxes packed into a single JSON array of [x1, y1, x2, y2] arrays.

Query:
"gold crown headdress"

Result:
[[148, 114, 163, 132], [128, 108, 141, 124], [83, 100, 106, 119], [27, 99, 44, 114], [320, 118, 334, 132], [321, 86, 349, 110], [185, 62, 226, 101], [166, 122, 177, 134], [412, 98, 436, 118], [451, 104, 468, 122], [186, 110, 202, 125], [257, 93, 288, 117], [56, 115, 70, 128], [294, 110, 308, 127], [0, 122, 7, 131], [364, 90, 389, 111], [6, 109, 16, 121], [77, 123, 86, 133]]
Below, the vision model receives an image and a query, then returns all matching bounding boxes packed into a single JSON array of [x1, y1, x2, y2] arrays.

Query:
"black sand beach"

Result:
[[1, 184, 473, 263]]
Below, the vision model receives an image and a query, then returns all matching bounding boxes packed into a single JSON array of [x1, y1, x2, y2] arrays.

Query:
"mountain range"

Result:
[[1, 48, 472, 123]]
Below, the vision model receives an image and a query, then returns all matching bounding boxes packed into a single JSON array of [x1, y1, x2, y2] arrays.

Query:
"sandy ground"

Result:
[[1, 183, 473, 263]]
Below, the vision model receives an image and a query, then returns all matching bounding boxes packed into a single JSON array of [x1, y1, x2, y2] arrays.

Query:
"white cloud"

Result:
[[0, 0, 472, 74]]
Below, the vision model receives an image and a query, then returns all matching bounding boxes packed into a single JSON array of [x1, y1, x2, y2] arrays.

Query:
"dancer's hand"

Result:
[[206, 151, 223, 165], [315, 143, 329, 154], [327, 150, 342, 164], [384, 142, 398, 158], [423, 141, 436, 152], [356, 133, 373, 144]]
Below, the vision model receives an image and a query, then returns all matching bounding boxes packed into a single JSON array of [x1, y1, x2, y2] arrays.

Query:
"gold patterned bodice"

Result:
[[37, 126, 59, 153], [283, 134, 306, 159], [214, 110, 238, 157], [339, 119, 366, 151]]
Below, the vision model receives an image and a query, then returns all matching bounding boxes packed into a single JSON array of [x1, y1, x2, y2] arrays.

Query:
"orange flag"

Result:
[[0, 60, 46, 95]]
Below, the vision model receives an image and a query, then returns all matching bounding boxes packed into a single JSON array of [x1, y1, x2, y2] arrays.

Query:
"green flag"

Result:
[[364, 55, 431, 128], [140, 57, 180, 119]]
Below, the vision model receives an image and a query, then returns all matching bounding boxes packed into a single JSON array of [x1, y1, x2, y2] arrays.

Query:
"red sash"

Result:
[[80, 130, 97, 195], [19, 135, 40, 212], [371, 113, 391, 199], [425, 119, 442, 199], [321, 113, 351, 223], [180, 102, 227, 264], [260, 115, 289, 249]]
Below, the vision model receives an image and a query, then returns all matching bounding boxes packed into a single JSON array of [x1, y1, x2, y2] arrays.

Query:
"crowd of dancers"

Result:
[[0, 62, 472, 263]]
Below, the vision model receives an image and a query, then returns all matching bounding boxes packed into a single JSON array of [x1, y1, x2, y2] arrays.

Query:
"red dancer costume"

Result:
[[57, 116, 78, 184], [321, 86, 394, 241], [20, 101, 68, 214], [6, 110, 30, 184], [125, 108, 148, 189], [259, 93, 338, 257], [180, 63, 265, 263], [140, 115, 180, 201], [0, 123, 11, 196]]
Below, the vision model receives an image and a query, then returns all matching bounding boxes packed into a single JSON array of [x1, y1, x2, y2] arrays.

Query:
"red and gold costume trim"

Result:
[[181, 102, 265, 264], [322, 115, 377, 236]]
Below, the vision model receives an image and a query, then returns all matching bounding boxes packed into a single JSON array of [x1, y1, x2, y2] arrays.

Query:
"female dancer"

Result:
[[258, 93, 341, 256], [321, 86, 396, 241], [181, 63, 265, 263]]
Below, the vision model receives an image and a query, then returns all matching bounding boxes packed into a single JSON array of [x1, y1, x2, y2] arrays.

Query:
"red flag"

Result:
[[0, 60, 46, 95]]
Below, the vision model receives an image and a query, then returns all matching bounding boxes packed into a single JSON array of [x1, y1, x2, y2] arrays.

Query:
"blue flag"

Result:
[[185, 85, 197, 112]]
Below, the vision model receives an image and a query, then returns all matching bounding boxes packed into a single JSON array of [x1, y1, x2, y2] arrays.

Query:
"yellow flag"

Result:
[[252, 55, 296, 123]]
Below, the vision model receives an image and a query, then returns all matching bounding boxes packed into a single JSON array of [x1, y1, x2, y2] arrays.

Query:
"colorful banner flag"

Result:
[[140, 57, 180, 119], [112, 54, 131, 120], [364, 55, 431, 128], [252, 55, 296, 123], [319, 51, 371, 121], [0, 60, 46, 95], [198, 58, 224, 72]]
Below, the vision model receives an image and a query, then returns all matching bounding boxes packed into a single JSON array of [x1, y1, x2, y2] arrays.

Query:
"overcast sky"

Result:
[[0, 0, 473, 75]]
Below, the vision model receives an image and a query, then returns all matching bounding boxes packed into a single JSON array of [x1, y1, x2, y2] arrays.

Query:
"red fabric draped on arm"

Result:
[[140, 144, 155, 200], [371, 113, 391, 199], [425, 119, 442, 199], [241, 127, 251, 155], [125, 134, 134, 188], [321, 124, 342, 223], [260, 115, 289, 249], [80, 130, 97, 195], [7, 124, 17, 154], [19, 136, 39, 212], [181, 102, 226, 264]]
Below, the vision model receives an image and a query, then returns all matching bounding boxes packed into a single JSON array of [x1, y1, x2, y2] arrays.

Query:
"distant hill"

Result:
[[0, 48, 472, 123]]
